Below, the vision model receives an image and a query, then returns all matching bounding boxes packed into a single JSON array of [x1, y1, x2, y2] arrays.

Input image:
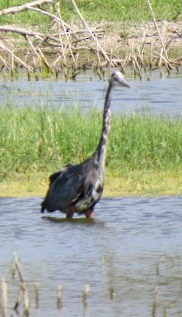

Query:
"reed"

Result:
[[1, 105, 182, 181]]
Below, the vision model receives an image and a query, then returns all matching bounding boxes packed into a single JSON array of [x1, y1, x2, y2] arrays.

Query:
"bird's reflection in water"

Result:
[[42, 215, 105, 226]]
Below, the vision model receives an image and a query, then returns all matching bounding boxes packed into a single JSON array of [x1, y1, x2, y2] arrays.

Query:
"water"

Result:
[[1, 196, 182, 316], [0, 70, 182, 315], [0, 69, 182, 116]]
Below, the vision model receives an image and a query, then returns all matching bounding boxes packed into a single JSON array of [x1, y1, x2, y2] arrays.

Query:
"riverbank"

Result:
[[1, 107, 182, 197], [1, 169, 182, 197], [0, 0, 181, 79]]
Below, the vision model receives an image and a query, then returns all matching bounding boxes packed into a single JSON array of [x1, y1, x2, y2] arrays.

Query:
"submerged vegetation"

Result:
[[1, 105, 182, 196]]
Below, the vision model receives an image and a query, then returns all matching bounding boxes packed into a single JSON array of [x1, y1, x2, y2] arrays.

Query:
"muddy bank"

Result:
[[0, 20, 181, 80], [1, 170, 182, 197]]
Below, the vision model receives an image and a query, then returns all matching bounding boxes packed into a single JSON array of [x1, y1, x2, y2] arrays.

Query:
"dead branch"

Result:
[[0, 40, 33, 71], [146, 0, 173, 69], [27, 4, 72, 32], [0, 0, 52, 16], [0, 25, 43, 39], [69, 0, 111, 64]]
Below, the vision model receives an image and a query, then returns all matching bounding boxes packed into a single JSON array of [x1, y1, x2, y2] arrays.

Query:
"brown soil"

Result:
[[0, 20, 181, 75]]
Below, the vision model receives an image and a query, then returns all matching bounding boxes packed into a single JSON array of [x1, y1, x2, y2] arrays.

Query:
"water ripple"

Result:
[[0, 196, 182, 317]]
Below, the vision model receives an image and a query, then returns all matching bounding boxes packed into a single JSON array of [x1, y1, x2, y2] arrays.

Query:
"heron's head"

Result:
[[110, 71, 131, 88]]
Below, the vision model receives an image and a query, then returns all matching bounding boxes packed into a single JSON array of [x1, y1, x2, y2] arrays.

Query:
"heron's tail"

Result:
[[40, 200, 45, 213]]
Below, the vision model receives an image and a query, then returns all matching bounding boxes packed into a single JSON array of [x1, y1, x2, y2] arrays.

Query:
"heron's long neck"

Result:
[[95, 81, 112, 168]]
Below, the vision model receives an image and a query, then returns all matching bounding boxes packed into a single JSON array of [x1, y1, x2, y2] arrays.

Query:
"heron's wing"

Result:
[[47, 164, 85, 209], [49, 170, 62, 184], [49, 164, 74, 184]]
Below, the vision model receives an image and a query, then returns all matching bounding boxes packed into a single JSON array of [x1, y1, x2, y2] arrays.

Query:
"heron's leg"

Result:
[[66, 212, 74, 219], [66, 206, 75, 219], [85, 209, 94, 219]]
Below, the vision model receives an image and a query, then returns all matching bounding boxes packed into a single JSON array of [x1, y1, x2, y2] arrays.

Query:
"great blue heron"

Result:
[[41, 71, 130, 218]]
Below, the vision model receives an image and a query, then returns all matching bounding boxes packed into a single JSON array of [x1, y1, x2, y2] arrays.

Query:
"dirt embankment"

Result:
[[102, 20, 182, 53]]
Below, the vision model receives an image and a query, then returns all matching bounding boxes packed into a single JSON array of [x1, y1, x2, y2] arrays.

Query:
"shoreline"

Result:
[[1, 171, 182, 198], [0, 20, 181, 81]]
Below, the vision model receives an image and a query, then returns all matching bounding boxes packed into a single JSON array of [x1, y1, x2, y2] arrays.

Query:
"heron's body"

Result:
[[41, 71, 130, 218]]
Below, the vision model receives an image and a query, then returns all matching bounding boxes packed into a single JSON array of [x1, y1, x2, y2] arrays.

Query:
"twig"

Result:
[[146, 0, 173, 69], [26, 3, 72, 32], [0, 25, 43, 38], [69, 0, 111, 64], [0, 54, 11, 70], [13, 253, 30, 316], [0, 40, 33, 72], [55, 2, 77, 67], [57, 285, 64, 309], [1, 278, 8, 316], [0, 0, 53, 16]]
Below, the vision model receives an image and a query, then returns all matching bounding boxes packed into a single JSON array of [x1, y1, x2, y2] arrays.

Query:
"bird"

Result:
[[41, 71, 130, 218]]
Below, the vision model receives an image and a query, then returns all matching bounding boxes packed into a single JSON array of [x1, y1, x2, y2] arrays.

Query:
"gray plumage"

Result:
[[41, 71, 130, 218]]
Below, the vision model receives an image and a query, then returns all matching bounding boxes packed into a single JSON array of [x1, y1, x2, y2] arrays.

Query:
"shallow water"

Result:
[[1, 196, 182, 316], [0, 69, 182, 116]]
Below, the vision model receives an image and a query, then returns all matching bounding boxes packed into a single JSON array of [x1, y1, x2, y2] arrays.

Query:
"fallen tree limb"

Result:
[[0, 25, 43, 39], [146, 0, 173, 69], [0, 0, 52, 16], [69, 0, 111, 64], [0, 40, 33, 71], [27, 5, 72, 32]]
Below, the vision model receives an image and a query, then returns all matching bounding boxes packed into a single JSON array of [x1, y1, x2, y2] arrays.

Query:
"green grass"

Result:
[[0, 0, 51, 28], [0, 0, 181, 26], [1, 105, 182, 181], [60, 0, 181, 22]]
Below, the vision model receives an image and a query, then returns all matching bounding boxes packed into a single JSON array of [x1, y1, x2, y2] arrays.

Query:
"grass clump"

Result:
[[60, 0, 181, 22], [0, 0, 50, 28], [0, 0, 181, 26], [1, 105, 182, 180]]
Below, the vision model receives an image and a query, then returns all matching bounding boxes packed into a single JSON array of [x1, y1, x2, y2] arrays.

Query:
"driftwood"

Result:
[[0, 0, 180, 78], [0, 0, 52, 16], [146, 0, 173, 69], [0, 0, 114, 76]]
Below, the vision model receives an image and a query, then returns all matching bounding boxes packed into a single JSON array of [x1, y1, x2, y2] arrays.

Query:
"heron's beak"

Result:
[[119, 78, 131, 88]]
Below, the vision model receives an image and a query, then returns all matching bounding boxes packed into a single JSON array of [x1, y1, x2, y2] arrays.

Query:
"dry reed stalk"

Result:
[[0, 55, 11, 71], [0, 41, 33, 72], [38, 48, 51, 70], [82, 284, 90, 306], [26, 2, 71, 32], [149, 39, 155, 68], [56, 2, 77, 68], [25, 34, 51, 71], [57, 285, 64, 309], [34, 283, 40, 308], [56, 26, 67, 66], [146, 0, 173, 70], [69, 0, 111, 64], [122, 54, 131, 67], [0, 0, 52, 17], [136, 32, 147, 70], [51, 55, 62, 68], [13, 254, 30, 316], [25, 35, 41, 60], [1, 278, 8, 317]]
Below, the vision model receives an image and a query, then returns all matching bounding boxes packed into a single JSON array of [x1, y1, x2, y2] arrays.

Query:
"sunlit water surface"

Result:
[[0, 196, 182, 317]]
